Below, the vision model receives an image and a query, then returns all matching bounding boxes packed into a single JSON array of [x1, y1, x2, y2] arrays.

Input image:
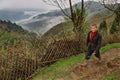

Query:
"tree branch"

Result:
[[56, 0, 72, 19]]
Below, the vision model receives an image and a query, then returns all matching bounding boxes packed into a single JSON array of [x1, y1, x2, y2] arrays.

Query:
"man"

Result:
[[82, 24, 102, 66]]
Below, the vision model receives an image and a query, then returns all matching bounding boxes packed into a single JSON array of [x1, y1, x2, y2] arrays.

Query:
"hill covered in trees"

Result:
[[0, 19, 36, 49], [0, 19, 30, 34]]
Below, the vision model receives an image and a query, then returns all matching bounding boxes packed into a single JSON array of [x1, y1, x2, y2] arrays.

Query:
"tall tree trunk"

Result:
[[72, 0, 84, 42]]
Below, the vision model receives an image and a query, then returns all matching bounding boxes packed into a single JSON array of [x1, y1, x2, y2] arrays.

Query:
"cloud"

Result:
[[0, 0, 86, 10], [0, 0, 58, 10], [2, 0, 113, 10]]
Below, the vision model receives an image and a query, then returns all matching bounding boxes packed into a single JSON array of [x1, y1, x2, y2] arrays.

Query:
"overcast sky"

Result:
[[0, 0, 119, 10], [0, 0, 90, 10]]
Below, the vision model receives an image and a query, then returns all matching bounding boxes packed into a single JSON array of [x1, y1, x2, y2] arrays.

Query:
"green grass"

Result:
[[32, 43, 120, 80], [100, 43, 120, 54], [102, 75, 116, 80], [101, 68, 120, 80]]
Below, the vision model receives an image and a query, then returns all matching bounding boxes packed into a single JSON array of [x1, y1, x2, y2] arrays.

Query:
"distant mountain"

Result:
[[17, 1, 112, 34], [0, 9, 46, 22], [17, 10, 64, 34]]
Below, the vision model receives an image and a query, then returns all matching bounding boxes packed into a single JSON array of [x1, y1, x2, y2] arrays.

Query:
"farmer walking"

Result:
[[82, 24, 102, 66]]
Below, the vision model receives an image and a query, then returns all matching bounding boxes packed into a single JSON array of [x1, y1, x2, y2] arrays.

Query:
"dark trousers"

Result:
[[85, 47, 100, 60]]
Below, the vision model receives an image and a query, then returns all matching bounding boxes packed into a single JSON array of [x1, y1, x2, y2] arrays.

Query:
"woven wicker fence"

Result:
[[0, 39, 81, 80]]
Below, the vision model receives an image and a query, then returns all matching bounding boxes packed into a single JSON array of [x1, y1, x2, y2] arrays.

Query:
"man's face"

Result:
[[91, 26, 97, 32]]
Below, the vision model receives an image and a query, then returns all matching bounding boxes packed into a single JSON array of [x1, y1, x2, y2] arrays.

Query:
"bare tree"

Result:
[[43, 0, 86, 41], [100, 0, 120, 14]]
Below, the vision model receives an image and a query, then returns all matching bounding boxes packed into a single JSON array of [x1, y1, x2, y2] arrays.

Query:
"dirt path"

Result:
[[56, 48, 120, 80]]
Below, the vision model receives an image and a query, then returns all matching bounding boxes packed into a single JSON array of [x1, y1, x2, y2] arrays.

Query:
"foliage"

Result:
[[0, 29, 18, 48], [99, 20, 107, 31], [110, 12, 120, 34]]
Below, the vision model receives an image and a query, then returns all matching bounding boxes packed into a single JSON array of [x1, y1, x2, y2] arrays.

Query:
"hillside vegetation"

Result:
[[0, 19, 36, 49]]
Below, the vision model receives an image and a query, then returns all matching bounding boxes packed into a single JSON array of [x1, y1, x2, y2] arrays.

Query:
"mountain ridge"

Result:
[[18, 1, 112, 34]]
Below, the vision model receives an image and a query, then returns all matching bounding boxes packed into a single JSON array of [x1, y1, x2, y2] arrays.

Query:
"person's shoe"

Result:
[[98, 59, 102, 63]]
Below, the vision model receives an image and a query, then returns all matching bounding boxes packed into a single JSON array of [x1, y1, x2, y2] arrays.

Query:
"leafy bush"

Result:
[[99, 20, 107, 31]]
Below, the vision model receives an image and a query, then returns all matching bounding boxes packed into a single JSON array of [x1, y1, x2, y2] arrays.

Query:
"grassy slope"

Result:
[[32, 43, 120, 80], [0, 28, 33, 53], [43, 21, 74, 40], [0, 29, 19, 47]]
